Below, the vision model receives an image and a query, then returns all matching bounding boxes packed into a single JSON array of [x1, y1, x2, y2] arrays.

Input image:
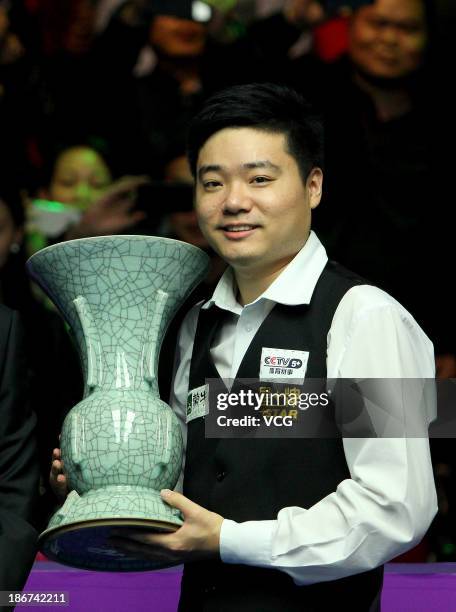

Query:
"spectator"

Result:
[[31, 145, 148, 243], [278, 0, 456, 373]]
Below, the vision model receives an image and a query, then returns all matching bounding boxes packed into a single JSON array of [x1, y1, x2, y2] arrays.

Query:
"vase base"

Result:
[[39, 486, 183, 571]]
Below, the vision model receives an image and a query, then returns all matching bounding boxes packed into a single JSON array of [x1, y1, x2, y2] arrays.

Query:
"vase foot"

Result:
[[39, 486, 183, 571]]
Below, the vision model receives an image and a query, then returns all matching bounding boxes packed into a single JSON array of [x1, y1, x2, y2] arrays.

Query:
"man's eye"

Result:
[[203, 180, 221, 189], [251, 176, 270, 184]]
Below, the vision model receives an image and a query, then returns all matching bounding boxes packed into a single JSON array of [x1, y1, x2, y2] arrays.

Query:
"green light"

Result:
[[32, 199, 73, 213]]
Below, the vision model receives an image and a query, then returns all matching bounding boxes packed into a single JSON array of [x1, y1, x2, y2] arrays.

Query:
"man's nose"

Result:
[[223, 182, 252, 214], [379, 24, 399, 46]]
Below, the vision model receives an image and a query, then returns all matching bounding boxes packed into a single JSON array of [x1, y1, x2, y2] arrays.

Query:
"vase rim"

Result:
[[26, 234, 210, 266]]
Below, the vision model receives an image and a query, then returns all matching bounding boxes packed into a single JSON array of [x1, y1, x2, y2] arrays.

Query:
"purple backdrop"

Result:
[[21, 562, 456, 611]]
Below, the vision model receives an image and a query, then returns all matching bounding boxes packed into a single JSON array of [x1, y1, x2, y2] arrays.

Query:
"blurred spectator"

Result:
[[29, 145, 148, 245], [43, 145, 113, 211], [32, 0, 110, 161], [0, 183, 83, 529], [94, 1, 218, 176], [93, 0, 321, 178], [278, 0, 456, 369]]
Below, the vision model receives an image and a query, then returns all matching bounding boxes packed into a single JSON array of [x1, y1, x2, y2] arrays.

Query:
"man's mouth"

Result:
[[220, 224, 259, 239], [223, 225, 257, 231]]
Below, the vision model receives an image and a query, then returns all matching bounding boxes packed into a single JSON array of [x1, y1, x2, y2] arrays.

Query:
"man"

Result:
[[0, 305, 39, 595], [107, 83, 437, 610], [51, 83, 436, 609], [285, 0, 456, 377]]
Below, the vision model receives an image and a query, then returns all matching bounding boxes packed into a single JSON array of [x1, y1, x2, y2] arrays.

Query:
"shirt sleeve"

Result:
[[219, 286, 438, 584]]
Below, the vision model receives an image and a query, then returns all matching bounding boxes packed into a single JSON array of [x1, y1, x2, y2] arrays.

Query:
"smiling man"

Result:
[[104, 83, 437, 610], [194, 127, 322, 306]]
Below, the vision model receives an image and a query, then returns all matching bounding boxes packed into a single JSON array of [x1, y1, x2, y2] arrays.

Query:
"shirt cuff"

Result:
[[220, 518, 276, 566]]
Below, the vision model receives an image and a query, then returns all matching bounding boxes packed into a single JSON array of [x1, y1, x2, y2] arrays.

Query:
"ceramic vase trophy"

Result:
[[27, 236, 209, 571]]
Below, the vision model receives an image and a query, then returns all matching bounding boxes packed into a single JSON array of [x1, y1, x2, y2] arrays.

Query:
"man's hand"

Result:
[[110, 489, 224, 564], [65, 175, 149, 240], [50, 447, 68, 504]]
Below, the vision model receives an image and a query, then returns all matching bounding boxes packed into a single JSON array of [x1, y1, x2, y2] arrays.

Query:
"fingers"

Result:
[[50, 447, 68, 502], [51, 448, 63, 476], [160, 489, 202, 519], [99, 175, 150, 204]]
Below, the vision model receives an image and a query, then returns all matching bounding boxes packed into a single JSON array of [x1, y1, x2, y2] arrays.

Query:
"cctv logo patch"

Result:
[[264, 356, 303, 369], [260, 348, 309, 384]]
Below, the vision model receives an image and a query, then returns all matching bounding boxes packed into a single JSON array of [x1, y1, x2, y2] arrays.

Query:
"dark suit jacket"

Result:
[[0, 305, 39, 593]]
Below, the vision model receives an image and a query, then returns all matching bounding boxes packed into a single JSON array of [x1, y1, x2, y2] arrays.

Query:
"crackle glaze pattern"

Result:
[[27, 236, 209, 570]]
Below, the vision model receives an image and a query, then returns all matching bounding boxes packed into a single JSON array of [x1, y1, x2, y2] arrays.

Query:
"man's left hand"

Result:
[[110, 489, 224, 564]]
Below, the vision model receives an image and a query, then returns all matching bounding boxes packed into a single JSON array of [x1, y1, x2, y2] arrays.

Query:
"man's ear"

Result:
[[307, 167, 323, 210]]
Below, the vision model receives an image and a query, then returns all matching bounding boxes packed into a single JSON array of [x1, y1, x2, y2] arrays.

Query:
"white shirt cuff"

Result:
[[220, 518, 276, 566]]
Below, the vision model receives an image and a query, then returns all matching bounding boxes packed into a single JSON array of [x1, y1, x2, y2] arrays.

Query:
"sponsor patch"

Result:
[[259, 347, 309, 384], [186, 384, 209, 423]]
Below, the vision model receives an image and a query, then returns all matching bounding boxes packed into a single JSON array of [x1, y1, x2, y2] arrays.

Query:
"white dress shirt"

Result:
[[170, 231, 437, 585]]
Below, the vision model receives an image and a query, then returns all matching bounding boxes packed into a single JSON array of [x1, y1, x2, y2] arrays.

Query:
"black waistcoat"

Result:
[[179, 261, 383, 612]]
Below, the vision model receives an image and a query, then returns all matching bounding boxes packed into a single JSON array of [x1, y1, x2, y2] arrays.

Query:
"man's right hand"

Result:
[[50, 448, 68, 504]]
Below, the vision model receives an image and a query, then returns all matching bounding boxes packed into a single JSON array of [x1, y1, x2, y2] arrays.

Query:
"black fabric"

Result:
[[0, 306, 39, 599], [180, 261, 383, 611], [1, 252, 83, 529]]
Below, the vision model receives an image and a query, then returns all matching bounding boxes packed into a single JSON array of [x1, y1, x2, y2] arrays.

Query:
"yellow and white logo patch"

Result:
[[260, 347, 309, 384]]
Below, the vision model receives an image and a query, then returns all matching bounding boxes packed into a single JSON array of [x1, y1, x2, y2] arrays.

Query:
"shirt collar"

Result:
[[202, 231, 328, 314]]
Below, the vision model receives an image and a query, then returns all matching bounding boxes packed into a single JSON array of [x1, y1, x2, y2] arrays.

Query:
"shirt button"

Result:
[[216, 470, 226, 482], [245, 325, 252, 332]]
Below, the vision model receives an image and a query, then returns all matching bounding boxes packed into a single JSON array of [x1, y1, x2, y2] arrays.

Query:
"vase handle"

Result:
[[144, 289, 169, 384], [73, 296, 103, 389], [161, 410, 172, 465]]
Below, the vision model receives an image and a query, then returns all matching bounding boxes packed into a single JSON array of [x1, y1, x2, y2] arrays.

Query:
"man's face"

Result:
[[195, 128, 322, 276], [149, 15, 206, 58], [349, 0, 427, 80]]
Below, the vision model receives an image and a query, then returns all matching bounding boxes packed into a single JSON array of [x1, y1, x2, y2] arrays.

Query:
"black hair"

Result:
[[187, 82, 324, 182]]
